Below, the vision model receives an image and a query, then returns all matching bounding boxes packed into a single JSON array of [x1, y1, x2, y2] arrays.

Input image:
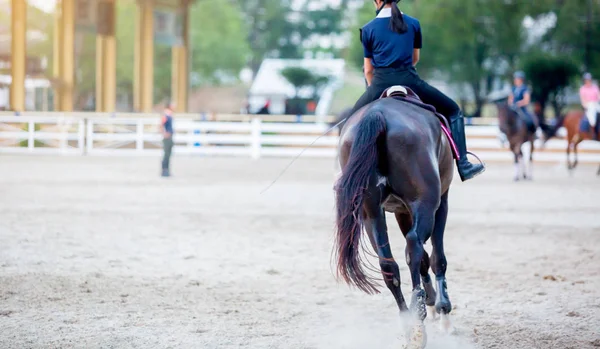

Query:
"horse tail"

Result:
[[334, 109, 386, 295], [544, 113, 566, 141]]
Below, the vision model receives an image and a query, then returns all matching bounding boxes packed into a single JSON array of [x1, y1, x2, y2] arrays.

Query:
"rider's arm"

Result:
[[364, 58, 374, 86], [360, 28, 374, 86], [516, 91, 531, 108], [414, 21, 422, 66], [580, 88, 587, 107], [413, 49, 420, 66], [508, 93, 514, 105]]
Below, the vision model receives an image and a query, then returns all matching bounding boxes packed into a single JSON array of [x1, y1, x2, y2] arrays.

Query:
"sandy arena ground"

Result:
[[0, 155, 599, 349]]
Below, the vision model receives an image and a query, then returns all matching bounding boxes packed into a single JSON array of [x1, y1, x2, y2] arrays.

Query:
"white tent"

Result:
[[249, 58, 345, 120]]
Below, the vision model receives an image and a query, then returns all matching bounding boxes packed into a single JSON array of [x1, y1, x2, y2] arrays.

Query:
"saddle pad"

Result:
[[379, 86, 459, 159]]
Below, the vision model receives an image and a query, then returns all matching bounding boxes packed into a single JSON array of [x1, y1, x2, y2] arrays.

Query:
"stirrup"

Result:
[[457, 151, 486, 181], [466, 151, 486, 168]]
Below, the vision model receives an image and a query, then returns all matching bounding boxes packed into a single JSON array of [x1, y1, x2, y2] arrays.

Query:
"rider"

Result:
[[579, 72, 600, 139], [508, 71, 538, 133], [350, 0, 484, 182]]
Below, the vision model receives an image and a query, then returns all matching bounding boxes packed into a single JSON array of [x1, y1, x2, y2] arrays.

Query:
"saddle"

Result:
[[379, 86, 459, 159], [510, 106, 537, 134]]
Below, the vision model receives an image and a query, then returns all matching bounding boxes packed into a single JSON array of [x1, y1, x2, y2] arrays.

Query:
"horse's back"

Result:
[[341, 98, 440, 145]]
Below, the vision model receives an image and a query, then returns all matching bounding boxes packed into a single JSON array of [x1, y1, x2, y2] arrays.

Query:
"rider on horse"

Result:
[[349, 0, 485, 182], [508, 71, 538, 134], [579, 72, 600, 140]]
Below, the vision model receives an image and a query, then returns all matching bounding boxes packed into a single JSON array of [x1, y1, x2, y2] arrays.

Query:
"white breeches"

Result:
[[584, 102, 599, 126]]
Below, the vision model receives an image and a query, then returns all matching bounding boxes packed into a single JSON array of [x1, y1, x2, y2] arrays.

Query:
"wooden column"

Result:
[[10, 0, 26, 112]]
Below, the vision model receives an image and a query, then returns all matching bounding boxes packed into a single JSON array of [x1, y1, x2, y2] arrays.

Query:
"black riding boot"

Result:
[[449, 112, 486, 181]]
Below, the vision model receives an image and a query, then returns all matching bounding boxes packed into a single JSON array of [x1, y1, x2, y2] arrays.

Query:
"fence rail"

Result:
[[1, 115, 599, 163]]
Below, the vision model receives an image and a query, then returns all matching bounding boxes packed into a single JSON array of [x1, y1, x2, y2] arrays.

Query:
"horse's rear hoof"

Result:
[[405, 323, 427, 349], [440, 313, 456, 335]]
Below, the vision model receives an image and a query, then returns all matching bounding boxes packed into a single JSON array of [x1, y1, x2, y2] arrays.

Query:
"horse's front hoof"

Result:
[[427, 306, 438, 322]]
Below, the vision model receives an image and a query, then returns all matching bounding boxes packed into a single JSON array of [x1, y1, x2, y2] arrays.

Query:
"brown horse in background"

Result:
[[496, 102, 537, 181], [334, 97, 455, 349], [544, 109, 600, 175]]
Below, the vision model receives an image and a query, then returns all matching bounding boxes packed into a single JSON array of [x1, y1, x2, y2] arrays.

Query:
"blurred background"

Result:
[[0, 0, 598, 119]]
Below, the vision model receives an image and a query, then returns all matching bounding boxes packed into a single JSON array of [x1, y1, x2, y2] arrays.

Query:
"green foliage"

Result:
[[189, 0, 250, 85], [521, 52, 579, 114], [543, 0, 600, 77], [234, 0, 299, 72], [280, 67, 330, 98], [347, 1, 376, 70], [79, 0, 250, 108], [116, 1, 136, 95]]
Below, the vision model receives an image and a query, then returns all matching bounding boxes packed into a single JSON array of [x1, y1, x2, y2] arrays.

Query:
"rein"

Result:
[[259, 118, 348, 194]]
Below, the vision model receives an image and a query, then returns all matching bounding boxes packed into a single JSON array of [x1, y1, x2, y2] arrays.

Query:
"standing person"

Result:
[[579, 72, 600, 139], [508, 71, 538, 133], [256, 99, 271, 115], [161, 103, 175, 177], [349, 0, 484, 182]]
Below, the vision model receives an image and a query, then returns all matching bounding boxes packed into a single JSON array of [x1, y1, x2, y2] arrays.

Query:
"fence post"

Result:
[[28, 120, 35, 151], [86, 119, 94, 153], [251, 117, 261, 159], [136, 119, 144, 151], [59, 116, 68, 153], [78, 118, 86, 155]]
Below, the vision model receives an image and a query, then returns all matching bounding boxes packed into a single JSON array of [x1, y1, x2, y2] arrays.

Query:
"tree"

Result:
[[542, 0, 600, 77], [347, 1, 376, 70], [281, 67, 313, 97], [522, 52, 579, 120], [235, 0, 299, 74], [189, 0, 250, 85], [115, 1, 136, 100], [115, 0, 250, 108]]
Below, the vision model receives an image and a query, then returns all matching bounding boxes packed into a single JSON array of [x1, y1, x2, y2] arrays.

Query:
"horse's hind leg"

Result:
[[573, 143, 579, 170], [513, 150, 521, 181], [395, 213, 436, 321], [567, 144, 573, 170], [430, 192, 455, 334], [528, 139, 535, 180], [405, 203, 436, 316], [363, 179, 408, 314], [522, 139, 534, 180], [420, 252, 437, 321]]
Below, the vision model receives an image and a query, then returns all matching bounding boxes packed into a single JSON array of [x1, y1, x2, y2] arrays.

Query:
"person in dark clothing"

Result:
[[508, 71, 538, 133], [350, 0, 484, 182], [161, 104, 175, 177], [256, 99, 271, 115]]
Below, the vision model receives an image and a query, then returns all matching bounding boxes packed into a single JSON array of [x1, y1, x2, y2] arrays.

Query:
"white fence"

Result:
[[1, 115, 600, 163]]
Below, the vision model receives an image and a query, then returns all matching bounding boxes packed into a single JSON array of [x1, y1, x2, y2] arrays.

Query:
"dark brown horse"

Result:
[[496, 102, 537, 181], [334, 97, 454, 348], [544, 109, 600, 175]]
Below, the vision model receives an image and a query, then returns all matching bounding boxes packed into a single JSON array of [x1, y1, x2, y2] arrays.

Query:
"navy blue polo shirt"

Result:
[[361, 9, 422, 69], [162, 112, 174, 135], [512, 85, 530, 111]]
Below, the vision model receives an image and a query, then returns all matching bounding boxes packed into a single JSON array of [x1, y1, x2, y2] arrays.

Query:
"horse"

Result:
[[495, 102, 537, 181], [544, 109, 600, 175], [334, 92, 455, 349]]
